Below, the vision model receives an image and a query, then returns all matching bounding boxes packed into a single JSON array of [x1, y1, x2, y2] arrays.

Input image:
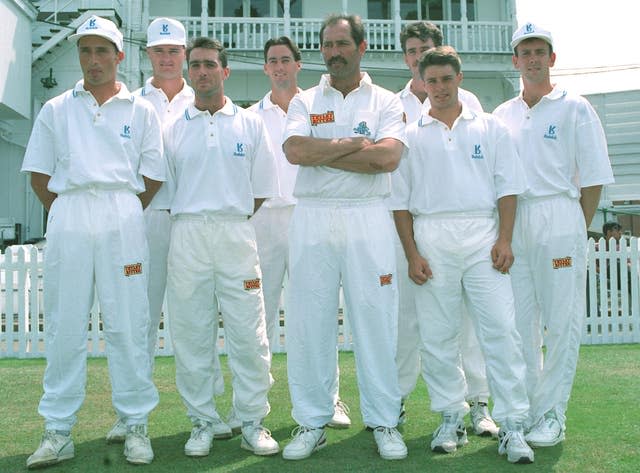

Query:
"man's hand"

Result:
[[408, 254, 433, 285], [491, 238, 514, 273]]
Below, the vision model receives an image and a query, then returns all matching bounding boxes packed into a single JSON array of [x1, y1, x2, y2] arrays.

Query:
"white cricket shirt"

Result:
[[165, 98, 279, 217], [21, 80, 165, 194], [284, 73, 407, 200]]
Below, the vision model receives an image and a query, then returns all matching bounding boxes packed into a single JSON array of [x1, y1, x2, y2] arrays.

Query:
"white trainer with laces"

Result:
[[226, 408, 242, 436], [240, 421, 280, 456], [498, 420, 534, 464], [431, 411, 468, 453], [469, 399, 499, 438], [124, 424, 154, 465], [282, 426, 327, 460], [525, 411, 565, 447], [26, 430, 74, 469], [184, 421, 214, 457], [106, 418, 127, 444], [327, 399, 351, 429], [373, 427, 407, 460]]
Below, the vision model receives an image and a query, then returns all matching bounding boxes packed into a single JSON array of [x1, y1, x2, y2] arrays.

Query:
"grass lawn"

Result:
[[0, 345, 638, 472]]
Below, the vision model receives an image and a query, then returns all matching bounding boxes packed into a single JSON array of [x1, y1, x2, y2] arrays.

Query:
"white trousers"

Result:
[[167, 216, 272, 423], [250, 205, 294, 353], [511, 195, 587, 426], [412, 215, 529, 423], [39, 190, 158, 431], [394, 230, 490, 402], [144, 208, 223, 394], [287, 200, 401, 428]]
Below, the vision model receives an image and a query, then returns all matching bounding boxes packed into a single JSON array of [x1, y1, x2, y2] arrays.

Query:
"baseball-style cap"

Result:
[[68, 15, 124, 52], [510, 22, 553, 50], [146, 18, 187, 47]]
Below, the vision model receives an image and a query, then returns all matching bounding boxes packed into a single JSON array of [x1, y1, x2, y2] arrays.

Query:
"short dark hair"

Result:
[[418, 45, 462, 78], [186, 36, 227, 67], [263, 36, 301, 62], [319, 14, 365, 47], [400, 21, 443, 52], [603, 221, 622, 235]]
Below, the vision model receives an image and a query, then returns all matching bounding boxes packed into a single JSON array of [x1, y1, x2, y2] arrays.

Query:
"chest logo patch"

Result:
[[552, 256, 572, 269], [120, 125, 131, 139], [310, 111, 335, 126], [233, 143, 246, 157], [244, 278, 261, 290], [471, 144, 484, 159], [353, 121, 371, 137], [124, 262, 142, 277], [544, 124, 558, 140]]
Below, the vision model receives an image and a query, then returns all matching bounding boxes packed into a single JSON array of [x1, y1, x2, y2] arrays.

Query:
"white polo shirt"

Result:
[[22, 80, 165, 194], [397, 79, 483, 124], [392, 105, 526, 216], [248, 90, 300, 208], [284, 73, 407, 200], [165, 98, 279, 217], [134, 78, 194, 210], [493, 85, 614, 200]]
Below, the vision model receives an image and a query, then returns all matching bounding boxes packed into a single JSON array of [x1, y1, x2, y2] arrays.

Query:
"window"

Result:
[[190, 0, 216, 15]]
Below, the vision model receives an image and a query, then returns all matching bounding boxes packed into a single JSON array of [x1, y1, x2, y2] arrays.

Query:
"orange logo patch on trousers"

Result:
[[124, 262, 142, 276], [244, 278, 261, 290], [552, 256, 572, 269], [379, 273, 393, 286]]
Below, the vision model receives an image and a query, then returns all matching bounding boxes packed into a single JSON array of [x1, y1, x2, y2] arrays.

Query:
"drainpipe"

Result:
[[393, 0, 401, 50], [201, 0, 208, 36], [341, 0, 347, 15], [460, 0, 468, 51]]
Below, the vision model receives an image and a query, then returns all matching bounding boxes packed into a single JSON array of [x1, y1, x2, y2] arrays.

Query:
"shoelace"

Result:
[[290, 425, 319, 442], [191, 423, 211, 441], [335, 400, 350, 415], [374, 427, 401, 441]]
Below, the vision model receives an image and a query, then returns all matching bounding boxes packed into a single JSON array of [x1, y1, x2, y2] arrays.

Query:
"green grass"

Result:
[[0, 345, 639, 472]]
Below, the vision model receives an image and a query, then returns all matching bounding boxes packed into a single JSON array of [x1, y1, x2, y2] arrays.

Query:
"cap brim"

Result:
[[146, 39, 186, 48], [510, 35, 553, 50], [68, 32, 123, 52]]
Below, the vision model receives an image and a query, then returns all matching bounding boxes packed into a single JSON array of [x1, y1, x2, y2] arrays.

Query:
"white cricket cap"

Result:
[[510, 22, 553, 51], [146, 18, 187, 48], [68, 15, 124, 52]]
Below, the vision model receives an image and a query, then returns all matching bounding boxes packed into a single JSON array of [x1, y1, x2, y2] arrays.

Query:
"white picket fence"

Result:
[[1, 239, 638, 358]]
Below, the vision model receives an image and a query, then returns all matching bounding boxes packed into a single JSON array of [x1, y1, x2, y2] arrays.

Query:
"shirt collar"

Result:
[[319, 72, 372, 94], [518, 84, 567, 104], [185, 96, 238, 120], [73, 80, 133, 102], [398, 79, 415, 99], [418, 102, 477, 127], [141, 77, 194, 99], [258, 88, 302, 111]]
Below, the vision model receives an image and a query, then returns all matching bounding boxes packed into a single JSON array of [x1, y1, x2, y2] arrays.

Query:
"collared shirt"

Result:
[[493, 85, 614, 200], [165, 97, 279, 217], [134, 77, 194, 209], [397, 79, 483, 124], [248, 89, 300, 208], [391, 105, 526, 216], [284, 73, 407, 200], [21, 80, 164, 194]]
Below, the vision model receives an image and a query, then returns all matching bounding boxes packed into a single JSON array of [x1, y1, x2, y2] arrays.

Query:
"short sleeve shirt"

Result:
[[165, 97, 279, 217], [284, 73, 407, 200], [493, 85, 614, 200], [21, 80, 165, 194]]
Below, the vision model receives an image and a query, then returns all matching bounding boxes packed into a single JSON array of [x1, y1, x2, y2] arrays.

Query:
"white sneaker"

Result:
[[184, 421, 214, 457], [499, 421, 534, 464], [240, 422, 280, 456], [431, 412, 468, 453], [106, 418, 127, 444], [469, 400, 499, 438], [525, 412, 565, 447], [26, 430, 74, 469], [124, 424, 154, 465], [327, 399, 351, 429], [226, 408, 242, 436], [373, 427, 407, 460], [282, 426, 327, 460]]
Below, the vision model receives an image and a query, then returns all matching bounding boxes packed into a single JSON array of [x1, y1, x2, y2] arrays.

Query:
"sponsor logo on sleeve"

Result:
[[244, 278, 261, 290], [124, 262, 142, 276], [552, 256, 572, 269], [309, 111, 335, 126]]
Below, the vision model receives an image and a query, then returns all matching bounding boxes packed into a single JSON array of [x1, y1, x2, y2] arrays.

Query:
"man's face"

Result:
[[422, 63, 462, 111], [264, 44, 300, 90], [78, 35, 123, 87], [321, 20, 365, 80], [606, 227, 622, 242], [188, 47, 229, 97], [404, 37, 436, 79], [513, 38, 556, 84], [146, 44, 186, 81]]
